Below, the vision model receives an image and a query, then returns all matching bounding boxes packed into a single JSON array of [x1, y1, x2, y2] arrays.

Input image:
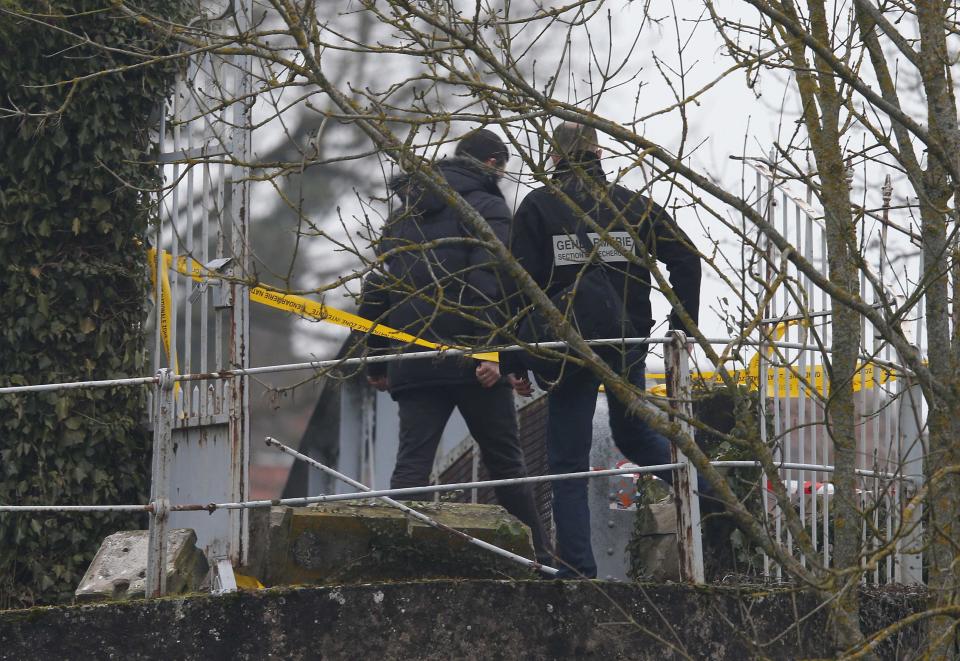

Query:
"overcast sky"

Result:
[[240, 1, 919, 365]]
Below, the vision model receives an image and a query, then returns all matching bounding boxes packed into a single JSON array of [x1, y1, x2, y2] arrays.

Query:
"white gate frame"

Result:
[[148, 0, 253, 585]]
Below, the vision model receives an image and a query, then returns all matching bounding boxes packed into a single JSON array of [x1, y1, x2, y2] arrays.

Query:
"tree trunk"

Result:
[[780, 0, 867, 651], [916, 1, 960, 654]]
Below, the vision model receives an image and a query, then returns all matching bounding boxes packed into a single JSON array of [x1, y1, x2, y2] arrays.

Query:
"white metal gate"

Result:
[[747, 158, 924, 583], [150, 0, 252, 565]]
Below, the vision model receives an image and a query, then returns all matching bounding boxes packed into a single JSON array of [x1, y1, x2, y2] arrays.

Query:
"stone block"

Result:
[[272, 501, 535, 585], [75, 529, 209, 602], [628, 502, 680, 582], [243, 506, 291, 585]]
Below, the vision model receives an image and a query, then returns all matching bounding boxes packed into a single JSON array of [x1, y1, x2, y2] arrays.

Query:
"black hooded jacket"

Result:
[[358, 157, 512, 395], [503, 153, 701, 374]]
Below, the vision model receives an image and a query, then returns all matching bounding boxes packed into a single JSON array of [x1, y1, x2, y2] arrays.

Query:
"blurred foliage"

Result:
[[0, 0, 183, 607]]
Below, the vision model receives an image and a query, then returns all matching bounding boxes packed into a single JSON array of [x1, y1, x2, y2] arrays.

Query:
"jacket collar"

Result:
[[552, 151, 607, 183]]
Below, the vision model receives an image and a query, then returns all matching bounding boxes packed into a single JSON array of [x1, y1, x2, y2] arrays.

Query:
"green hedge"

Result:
[[0, 1, 182, 606]]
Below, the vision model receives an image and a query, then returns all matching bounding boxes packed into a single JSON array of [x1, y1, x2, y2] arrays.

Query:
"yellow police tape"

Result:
[[147, 249, 180, 391], [147, 250, 498, 370], [644, 320, 897, 398], [150, 251, 897, 398], [645, 361, 895, 398]]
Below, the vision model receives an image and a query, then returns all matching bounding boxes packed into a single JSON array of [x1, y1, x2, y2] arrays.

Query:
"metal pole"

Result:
[[665, 331, 705, 583], [0, 336, 912, 397], [0, 460, 917, 514], [0, 463, 685, 512], [146, 368, 174, 597], [264, 437, 560, 577]]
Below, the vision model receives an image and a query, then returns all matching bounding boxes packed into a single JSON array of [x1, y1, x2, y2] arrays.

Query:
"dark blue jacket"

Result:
[[359, 158, 512, 395], [503, 153, 701, 374]]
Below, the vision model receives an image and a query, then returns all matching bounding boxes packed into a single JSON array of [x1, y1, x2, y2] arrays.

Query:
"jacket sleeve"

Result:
[[357, 269, 392, 378], [639, 199, 701, 335], [498, 195, 546, 376], [463, 194, 513, 315], [462, 194, 524, 375]]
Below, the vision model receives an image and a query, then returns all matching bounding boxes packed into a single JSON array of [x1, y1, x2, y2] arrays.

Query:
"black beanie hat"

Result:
[[455, 128, 509, 165]]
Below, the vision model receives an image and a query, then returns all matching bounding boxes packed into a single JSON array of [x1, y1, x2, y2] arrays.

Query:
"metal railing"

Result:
[[0, 334, 926, 594]]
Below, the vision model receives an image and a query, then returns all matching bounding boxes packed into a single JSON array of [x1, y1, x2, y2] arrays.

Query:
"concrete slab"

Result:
[[75, 529, 209, 602], [252, 502, 535, 586]]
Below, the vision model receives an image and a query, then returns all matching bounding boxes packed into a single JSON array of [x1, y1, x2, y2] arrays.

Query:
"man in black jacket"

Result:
[[359, 129, 550, 565], [505, 122, 702, 578]]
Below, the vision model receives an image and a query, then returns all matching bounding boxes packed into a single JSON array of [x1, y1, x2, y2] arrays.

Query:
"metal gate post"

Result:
[[665, 331, 705, 583], [146, 368, 174, 597], [226, 0, 253, 567]]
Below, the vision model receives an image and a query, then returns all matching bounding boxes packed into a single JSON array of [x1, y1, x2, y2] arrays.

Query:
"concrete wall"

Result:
[[0, 581, 926, 660]]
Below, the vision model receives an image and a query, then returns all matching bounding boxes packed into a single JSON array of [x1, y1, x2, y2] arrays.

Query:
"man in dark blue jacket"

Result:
[[505, 122, 702, 578], [359, 129, 550, 565]]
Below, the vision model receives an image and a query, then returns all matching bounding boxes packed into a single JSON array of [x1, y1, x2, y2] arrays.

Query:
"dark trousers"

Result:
[[392, 383, 551, 563], [547, 359, 676, 578]]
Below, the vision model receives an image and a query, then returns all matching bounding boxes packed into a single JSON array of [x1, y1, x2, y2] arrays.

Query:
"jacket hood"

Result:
[[389, 157, 503, 217]]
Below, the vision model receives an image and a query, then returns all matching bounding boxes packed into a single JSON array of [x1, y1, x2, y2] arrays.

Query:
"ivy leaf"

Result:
[[91, 196, 111, 215], [78, 317, 96, 334], [36, 293, 49, 317], [55, 397, 70, 421]]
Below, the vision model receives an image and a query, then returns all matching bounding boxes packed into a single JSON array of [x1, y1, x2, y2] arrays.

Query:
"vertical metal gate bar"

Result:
[[779, 189, 792, 563], [820, 222, 831, 570], [200, 142, 211, 416], [803, 197, 817, 558], [870, 281, 882, 584], [153, 108, 166, 379], [769, 189, 784, 577], [183, 57, 196, 412], [793, 201, 806, 567], [757, 168, 772, 579], [170, 85, 181, 383], [215, 147, 225, 411], [361, 385, 376, 487], [864, 266, 873, 583], [883, 341, 895, 584]]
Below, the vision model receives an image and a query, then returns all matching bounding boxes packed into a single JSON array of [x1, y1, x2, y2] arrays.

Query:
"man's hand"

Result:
[[507, 373, 533, 397], [475, 360, 501, 388], [367, 375, 389, 392]]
